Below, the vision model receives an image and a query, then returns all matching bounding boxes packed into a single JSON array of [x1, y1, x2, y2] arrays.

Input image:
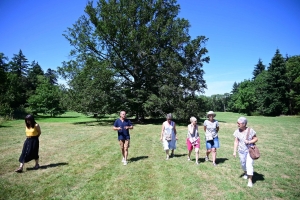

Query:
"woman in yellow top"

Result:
[[15, 115, 41, 172]]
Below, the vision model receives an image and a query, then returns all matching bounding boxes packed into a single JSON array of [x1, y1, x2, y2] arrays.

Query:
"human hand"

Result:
[[118, 127, 122, 130], [160, 137, 162, 141], [176, 136, 178, 140], [233, 152, 236, 158], [244, 140, 249, 144]]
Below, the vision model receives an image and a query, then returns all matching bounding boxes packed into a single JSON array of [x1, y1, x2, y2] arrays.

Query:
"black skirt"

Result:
[[19, 137, 39, 163]]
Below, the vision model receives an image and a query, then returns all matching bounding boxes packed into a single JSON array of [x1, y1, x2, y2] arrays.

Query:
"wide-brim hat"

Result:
[[206, 111, 216, 117]]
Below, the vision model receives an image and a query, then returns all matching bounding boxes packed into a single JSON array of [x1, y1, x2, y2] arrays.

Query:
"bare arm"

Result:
[[233, 137, 239, 157], [113, 126, 121, 131], [36, 124, 41, 137], [245, 135, 258, 144], [160, 123, 165, 141], [173, 122, 177, 139]]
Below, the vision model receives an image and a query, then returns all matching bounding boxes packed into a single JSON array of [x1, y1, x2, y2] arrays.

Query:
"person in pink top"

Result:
[[186, 116, 200, 164]]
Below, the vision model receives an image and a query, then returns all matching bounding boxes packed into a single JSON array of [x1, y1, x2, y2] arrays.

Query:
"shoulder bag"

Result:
[[246, 128, 260, 160]]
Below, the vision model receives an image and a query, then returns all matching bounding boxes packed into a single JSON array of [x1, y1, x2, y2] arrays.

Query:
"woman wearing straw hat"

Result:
[[203, 111, 220, 166]]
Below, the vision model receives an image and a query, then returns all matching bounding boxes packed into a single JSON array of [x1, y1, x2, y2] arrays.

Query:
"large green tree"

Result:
[[286, 55, 300, 114], [59, 58, 120, 115], [60, 0, 209, 119], [263, 49, 288, 116], [27, 61, 44, 95], [228, 80, 256, 115], [27, 76, 66, 116]]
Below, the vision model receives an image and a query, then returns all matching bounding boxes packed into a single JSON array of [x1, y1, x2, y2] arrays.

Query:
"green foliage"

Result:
[[228, 80, 256, 115], [61, 0, 209, 119], [58, 58, 120, 115], [262, 49, 288, 116], [252, 58, 265, 79], [228, 49, 298, 116], [286, 55, 300, 114], [27, 76, 66, 116]]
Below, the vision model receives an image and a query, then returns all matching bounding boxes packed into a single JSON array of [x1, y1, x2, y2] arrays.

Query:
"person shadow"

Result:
[[252, 172, 265, 183], [128, 156, 148, 162], [26, 162, 68, 170], [238, 171, 265, 184], [173, 153, 187, 158], [198, 157, 229, 164]]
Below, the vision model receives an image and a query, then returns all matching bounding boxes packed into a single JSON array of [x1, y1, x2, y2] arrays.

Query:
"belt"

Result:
[[27, 136, 38, 138]]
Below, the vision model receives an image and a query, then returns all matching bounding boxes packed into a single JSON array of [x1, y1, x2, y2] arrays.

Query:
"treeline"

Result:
[[0, 50, 66, 118], [204, 49, 300, 116]]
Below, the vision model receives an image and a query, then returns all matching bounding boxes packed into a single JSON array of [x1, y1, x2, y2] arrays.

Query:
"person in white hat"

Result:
[[203, 111, 220, 166]]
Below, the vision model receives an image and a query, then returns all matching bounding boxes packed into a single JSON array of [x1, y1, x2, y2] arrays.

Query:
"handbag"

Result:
[[246, 128, 260, 160], [165, 134, 172, 141], [189, 137, 198, 146]]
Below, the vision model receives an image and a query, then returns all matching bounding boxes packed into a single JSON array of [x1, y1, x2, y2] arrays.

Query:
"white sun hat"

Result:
[[206, 111, 216, 118]]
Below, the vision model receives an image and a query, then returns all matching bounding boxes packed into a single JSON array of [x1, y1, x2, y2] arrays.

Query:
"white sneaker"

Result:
[[166, 156, 169, 160], [195, 161, 199, 165], [123, 161, 127, 166], [247, 182, 253, 187], [243, 174, 248, 179], [122, 157, 125, 163], [205, 156, 209, 161], [187, 157, 191, 161]]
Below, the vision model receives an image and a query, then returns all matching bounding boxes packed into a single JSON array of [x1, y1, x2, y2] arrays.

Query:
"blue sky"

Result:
[[1, 0, 299, 96]]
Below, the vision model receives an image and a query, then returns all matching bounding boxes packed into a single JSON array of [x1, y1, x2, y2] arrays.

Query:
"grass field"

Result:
[[0, 112, 299, 200]]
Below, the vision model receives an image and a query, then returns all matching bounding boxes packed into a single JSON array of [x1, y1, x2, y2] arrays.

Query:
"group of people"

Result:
[[15, 110, 258, 187], [160, 111, 219, 166]]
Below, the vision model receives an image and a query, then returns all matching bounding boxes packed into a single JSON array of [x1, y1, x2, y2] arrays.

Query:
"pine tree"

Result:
[[263, 49, 288, 116], [252, 58, 265, 79]]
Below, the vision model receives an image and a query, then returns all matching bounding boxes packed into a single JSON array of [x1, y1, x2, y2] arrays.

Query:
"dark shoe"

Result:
[[33, 164, 40, 170], [15, 167, 23, 173], [170, 153, 174, 158]]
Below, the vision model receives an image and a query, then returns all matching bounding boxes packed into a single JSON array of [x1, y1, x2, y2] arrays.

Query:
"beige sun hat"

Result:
[[206, 111, 216, 118]]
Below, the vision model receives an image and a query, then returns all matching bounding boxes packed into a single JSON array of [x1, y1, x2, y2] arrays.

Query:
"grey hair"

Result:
[[237, 117, 247, 125], [190, 116, 197, 123], [166, 113, 172, 119]]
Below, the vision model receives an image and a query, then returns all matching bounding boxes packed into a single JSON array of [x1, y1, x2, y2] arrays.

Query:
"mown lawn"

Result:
[[0, 112, 299, 200]]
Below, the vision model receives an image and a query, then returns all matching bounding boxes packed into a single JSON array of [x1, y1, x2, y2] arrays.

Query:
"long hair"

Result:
[[25, 115, 37, 129]]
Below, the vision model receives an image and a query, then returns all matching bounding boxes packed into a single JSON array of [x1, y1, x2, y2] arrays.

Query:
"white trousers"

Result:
[[238, 151, 254, 175]]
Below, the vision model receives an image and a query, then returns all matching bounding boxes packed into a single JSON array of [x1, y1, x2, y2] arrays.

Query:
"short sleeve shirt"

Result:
[[233, 128, 257, 153], [114, 118, 133, 140], [203, 120, 219, 138]]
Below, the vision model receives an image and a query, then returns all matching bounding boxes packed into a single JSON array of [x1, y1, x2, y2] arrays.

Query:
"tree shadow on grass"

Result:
[[26, 162, 68, 171], [134, 118, 227, 126], [36, 115, 80, 119], [0, 125, 12, 128], [129, 156, 148, 162], [72, 120, 115, 126]]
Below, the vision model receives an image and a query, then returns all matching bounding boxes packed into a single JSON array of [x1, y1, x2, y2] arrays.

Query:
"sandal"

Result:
[[33, 164, 40, 170], [15, 167, 23, 173]]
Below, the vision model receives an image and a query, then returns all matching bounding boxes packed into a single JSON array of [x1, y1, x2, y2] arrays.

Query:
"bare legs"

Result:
[[206, 148, 217, 164]]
